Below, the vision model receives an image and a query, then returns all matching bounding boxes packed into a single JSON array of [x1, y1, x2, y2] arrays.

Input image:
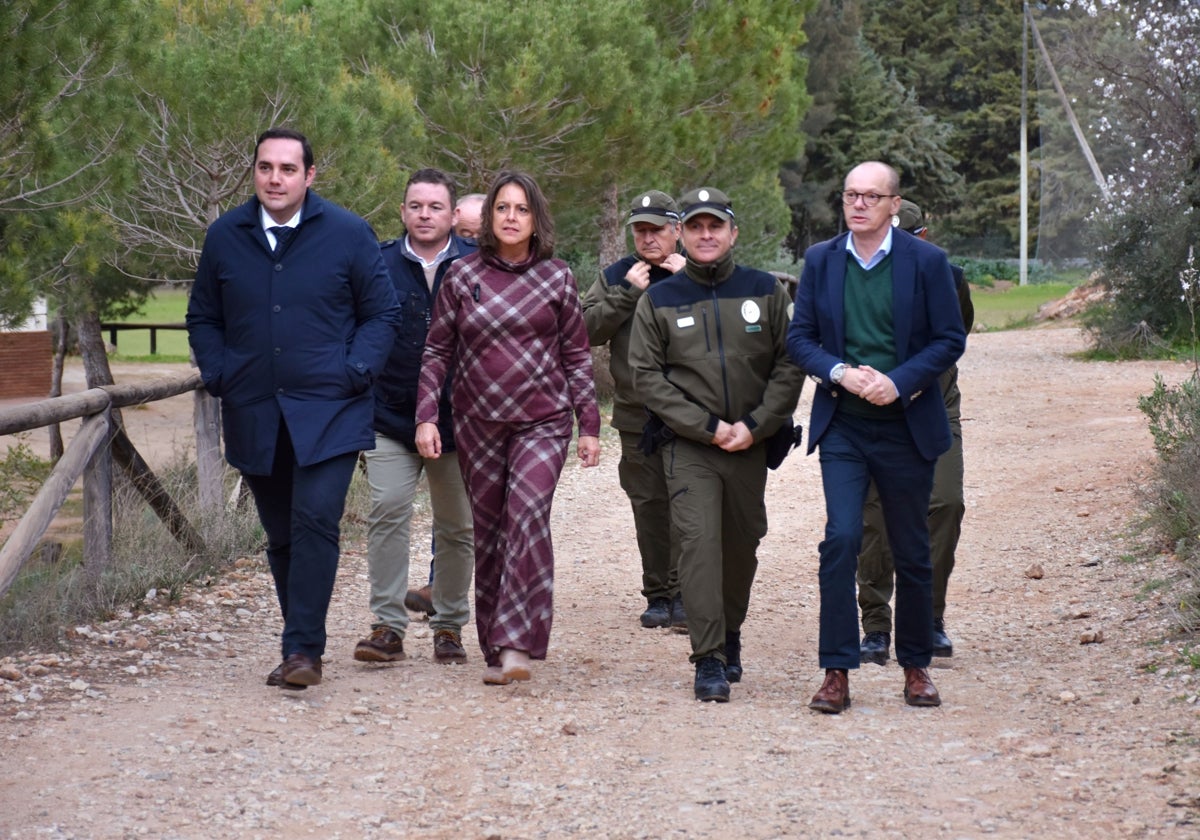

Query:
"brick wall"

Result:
[[0, 331, 52, 399]]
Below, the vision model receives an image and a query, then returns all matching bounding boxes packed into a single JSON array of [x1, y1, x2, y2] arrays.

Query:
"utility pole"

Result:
[[1027, 4, 1112, 201]]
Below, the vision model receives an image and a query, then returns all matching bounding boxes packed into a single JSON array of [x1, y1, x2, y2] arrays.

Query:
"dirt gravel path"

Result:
[[2, 326, 1200, 838]]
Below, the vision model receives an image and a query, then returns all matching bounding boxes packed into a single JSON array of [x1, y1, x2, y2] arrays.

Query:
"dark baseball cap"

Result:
[[627, 190, 680, 226], [679, 187, 734, 222], [895, 199, 926, 234]]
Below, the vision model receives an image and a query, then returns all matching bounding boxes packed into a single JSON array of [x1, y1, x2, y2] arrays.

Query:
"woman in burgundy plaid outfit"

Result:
[[415, 171, 601, 686]]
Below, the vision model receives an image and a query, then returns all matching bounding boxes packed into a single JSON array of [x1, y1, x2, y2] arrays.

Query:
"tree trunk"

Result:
[[75, 309, 117, 390], [48, 306, 68, 462], [590, 182, 624, 402], [598, 182, 624, 268]]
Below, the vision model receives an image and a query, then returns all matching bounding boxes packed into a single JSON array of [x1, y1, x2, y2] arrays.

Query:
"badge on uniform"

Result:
[[677, 316, 695, 328], [741, 300, 761, 332]]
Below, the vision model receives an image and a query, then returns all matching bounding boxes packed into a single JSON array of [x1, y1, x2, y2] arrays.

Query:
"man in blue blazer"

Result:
[[787, 161, 965, 714], [187, 128, 400, 690]]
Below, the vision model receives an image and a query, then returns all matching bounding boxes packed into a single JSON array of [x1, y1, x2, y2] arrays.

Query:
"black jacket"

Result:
[[374, 234, 477, 450]]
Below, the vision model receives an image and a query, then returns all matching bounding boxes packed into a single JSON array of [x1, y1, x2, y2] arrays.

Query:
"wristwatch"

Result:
[[830, 363, 847, 385]]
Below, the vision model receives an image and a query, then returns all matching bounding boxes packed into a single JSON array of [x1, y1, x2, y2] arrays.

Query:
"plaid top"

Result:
[[416, 252, 601, 436]]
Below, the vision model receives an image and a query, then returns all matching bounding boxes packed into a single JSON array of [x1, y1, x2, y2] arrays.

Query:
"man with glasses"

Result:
[[583, 190, 688, 631], [857, 199, 973, 666], [787, 162, 966, 714]]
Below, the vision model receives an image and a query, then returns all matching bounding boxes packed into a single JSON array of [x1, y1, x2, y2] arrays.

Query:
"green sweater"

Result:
[[842, 255, 902, 418]]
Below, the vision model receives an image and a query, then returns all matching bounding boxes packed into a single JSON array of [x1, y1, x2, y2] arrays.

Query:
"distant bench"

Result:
[[100, 322, 187, 355]]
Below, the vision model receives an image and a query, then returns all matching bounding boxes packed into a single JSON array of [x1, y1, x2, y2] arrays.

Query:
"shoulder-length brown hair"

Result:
[[478, 170, 556, 261]]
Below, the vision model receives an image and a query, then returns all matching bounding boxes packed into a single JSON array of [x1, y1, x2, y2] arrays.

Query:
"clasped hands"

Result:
[[707, 363, 899, 453], [840, 364, 899, 406], [711, 420, 754, 452]]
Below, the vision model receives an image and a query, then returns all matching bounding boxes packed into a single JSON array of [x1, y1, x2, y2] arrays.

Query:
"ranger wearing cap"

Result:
[[857, 198, 974, 668], [628, 186, 804, 703], [583, 190, 687, 632]]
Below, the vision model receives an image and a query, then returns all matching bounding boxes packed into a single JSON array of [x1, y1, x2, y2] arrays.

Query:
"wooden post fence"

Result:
[[99, 322, 188, 355], [0, 373, 221, 599]]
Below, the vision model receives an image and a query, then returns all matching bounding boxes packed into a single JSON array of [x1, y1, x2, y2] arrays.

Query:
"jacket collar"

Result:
[[239, 189, 326, 230], [683, 249, 735, 286]]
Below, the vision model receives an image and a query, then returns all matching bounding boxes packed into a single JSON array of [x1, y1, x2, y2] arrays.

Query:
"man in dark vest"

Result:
[[630, 187, 803, 702]]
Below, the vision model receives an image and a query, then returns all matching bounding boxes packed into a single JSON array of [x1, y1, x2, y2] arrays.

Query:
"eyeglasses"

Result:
[[842, 191, 898, 207]]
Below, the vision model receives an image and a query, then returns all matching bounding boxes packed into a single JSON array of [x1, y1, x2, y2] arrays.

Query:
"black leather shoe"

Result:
[[932, 619, 953, 657], [640, 597, 671, 628], [724, 630, 742, 683], [669, 592, 688, 631], [859, 631, 890, 666], [693, 656, 730, 702]]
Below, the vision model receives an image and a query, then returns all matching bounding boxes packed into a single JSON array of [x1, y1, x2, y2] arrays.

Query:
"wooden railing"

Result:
[[100, 322, 188, 355], [0, 376, 224, 598]]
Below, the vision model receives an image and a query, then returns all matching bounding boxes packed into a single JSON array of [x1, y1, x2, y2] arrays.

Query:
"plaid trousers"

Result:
[[453, 410, 572, 667]]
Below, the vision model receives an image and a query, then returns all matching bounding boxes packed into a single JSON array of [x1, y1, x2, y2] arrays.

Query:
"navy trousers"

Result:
[[243, 422, 358, 660], [816, 412, 936, 670]]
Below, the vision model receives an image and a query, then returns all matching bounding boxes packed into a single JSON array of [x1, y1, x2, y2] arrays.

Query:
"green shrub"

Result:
[[1084, 197, 1200, 355], [1138, 371, 1200, 632], [955, 257, 1017, 288], [1140, 373, 1200, 463], [0, 438, 51, 528], [952, 258, 1082, 290]]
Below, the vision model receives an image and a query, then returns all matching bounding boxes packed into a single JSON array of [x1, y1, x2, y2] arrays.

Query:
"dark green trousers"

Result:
[[618, 431, 680, 601], [664, 437, 768, 662], [858, 368, 964, 633]]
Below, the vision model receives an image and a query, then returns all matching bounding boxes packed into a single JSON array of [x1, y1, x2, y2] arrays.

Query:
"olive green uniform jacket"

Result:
[[628, 254, 803, 444]]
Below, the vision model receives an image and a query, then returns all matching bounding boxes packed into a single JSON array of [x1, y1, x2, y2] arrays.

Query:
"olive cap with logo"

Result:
[[678, 187, 735, 223], [894, 199, 926, 234], [626, 190, 680, 226]]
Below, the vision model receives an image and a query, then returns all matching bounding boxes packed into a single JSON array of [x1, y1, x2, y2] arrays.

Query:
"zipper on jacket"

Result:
[[710, 285, 731, 419]]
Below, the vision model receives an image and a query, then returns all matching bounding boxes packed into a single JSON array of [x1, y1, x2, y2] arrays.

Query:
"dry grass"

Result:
[[1, 450, 323, 654]]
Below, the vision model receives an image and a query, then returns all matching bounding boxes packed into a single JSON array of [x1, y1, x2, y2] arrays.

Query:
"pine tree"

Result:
[[785, 0, 960, 255]]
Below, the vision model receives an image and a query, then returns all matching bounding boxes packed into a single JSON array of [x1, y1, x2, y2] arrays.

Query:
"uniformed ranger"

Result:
[[582, 190, 687, 631], [628, 187, 804, 702]]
